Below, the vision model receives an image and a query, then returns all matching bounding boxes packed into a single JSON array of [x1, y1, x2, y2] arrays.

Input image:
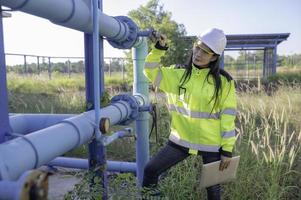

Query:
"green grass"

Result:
[[7, 72, 130, 95], [267, 72, 301, 85], [6, 73, 301, 199], [65, 85, 301, 199]]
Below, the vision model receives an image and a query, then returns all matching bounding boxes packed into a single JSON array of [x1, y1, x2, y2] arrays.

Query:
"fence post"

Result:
[[109, 58, 111, 77], [48, 57, 51, 79], [122, 59, 125, 81], [68, 59, 71, 78], [37, 56, 40, 75], [23, 55, 27, 75], [253, 54, 256, 79]]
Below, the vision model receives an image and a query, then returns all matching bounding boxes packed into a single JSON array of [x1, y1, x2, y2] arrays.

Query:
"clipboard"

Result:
[[199, 156, 240, 188]]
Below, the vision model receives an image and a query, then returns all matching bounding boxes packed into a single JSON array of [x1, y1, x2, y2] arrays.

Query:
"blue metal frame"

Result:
[[132, 38, 149, 186], [0, 1, 154, 198], [84, 0, 107, 198], [0, 6, 10, 143]]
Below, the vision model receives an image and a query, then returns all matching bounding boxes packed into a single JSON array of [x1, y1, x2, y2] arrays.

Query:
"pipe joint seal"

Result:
[[111, 94, 139, 125], [107, 16, 138, 49]]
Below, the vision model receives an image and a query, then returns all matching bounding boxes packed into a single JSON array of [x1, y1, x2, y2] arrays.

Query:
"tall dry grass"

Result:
[[6, 73, 301, 199]]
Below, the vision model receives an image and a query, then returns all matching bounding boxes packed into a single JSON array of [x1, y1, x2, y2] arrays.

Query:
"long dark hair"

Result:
[[179, 52, 232, 113]]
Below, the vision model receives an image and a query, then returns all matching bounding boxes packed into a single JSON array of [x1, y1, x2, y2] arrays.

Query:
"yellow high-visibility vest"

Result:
[[144, 48, 237, 155]]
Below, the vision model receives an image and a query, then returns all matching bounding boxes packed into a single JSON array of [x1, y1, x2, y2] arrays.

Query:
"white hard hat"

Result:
[[197, 28, 227, 55]]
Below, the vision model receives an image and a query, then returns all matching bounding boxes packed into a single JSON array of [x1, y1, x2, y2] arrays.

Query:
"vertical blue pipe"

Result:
[[92, 0, 100, 132], [85, 0, 107, 198], [0, 7, 11, 143], [84, 34, 95, 107], [132, 38, 149, 186]]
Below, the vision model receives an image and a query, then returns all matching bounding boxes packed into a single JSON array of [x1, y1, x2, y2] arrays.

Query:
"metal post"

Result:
[[23, 55, 27, 75], [244, 51, 247, 80], [42, 57, 45, 74], [272, 47, 277, 74], [109, 59, 111, 77], [84, 0, 107, 198], [263, 48, 267, 77], [132, 38, 149, 186], [246, 51, 250, 83], [0, 6, 11, 143], [122, 59, 125, 81], [48, 57, 51, 79], [68, 59, 71, 78], [253, 54, 256, 79], [37, 56, 40, 75]]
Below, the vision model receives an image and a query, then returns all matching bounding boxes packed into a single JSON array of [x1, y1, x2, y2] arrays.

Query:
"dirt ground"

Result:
[[46, 167, 82, 200]]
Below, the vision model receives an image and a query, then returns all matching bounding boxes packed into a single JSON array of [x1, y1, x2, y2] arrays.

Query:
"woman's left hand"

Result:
[[219, 155, 231, 171]]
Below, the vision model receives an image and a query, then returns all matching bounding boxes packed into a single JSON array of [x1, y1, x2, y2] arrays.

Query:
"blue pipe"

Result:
[[102, 128, 133, 146], [0, 170, 48, 200], [107, 161, 136, 173], [132, 37, 149, 186], [9, 114, 75, 135], [0, 180, 17, 200], [90, 1, 108, 198], [137, 28, 154, 37], [0, 0, 138, 48], [0, 6, 10, 143], [0, 100, 137, 181], [47, 157, 136, 173], [92, 0, 100, 135]]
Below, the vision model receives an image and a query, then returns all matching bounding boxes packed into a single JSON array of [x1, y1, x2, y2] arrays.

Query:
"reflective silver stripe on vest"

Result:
[[221, 108, 237, 116], [154, 70, 162, 88], [168, 104, 220, 119], [221, 130, 236, 138], [169, 133, 220, 152], [145, 62, 159, 69]]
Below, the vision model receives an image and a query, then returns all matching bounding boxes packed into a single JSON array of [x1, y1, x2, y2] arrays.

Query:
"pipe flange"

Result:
[[107, 16, 138, 49], [111, 94, 139, 125], [17, 170, 49, 200]]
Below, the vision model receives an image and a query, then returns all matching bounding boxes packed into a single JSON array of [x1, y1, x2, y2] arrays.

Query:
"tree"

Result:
[[124, 0, 191, 78]]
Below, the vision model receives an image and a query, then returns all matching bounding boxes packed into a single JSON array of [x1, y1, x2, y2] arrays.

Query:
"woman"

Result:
[[143, 28, 237, 200]]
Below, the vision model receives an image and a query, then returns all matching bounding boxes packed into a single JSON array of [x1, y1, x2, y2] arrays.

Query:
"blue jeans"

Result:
[[143, 140, 221, 200]]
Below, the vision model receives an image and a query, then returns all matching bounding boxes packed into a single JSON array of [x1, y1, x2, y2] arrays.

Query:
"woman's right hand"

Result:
[[150, 31, 167, 47]]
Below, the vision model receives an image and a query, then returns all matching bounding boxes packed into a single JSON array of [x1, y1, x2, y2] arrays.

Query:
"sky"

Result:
[[2, 0, 301, 65]]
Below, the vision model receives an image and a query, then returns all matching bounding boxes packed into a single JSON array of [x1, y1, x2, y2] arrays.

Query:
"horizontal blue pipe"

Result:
[[0, 100, 133, 181], [1, 0, 129, 41], [0, 181, 17, 200], [9, 114, 75, 135], [47, 157, 136, 173], [137, 29, 153, 37], [138, 105, 152, 112], [102, 128, 133, 146], [0, 170, 37, 200]]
